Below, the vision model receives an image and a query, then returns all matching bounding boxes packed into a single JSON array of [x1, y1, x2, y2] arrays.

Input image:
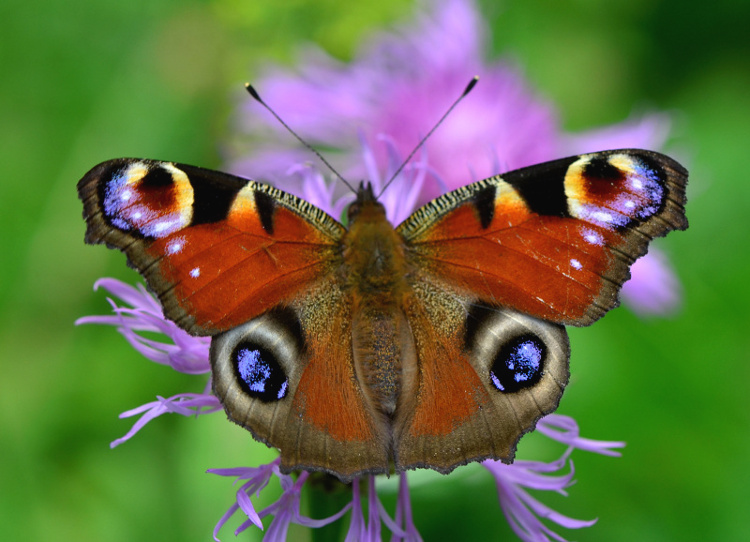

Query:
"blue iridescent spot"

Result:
[[101, 164, 188, 239], [577, 203, 631, 230], [232, 343, 288, 402], [103, 171, 132, 231], [625, 162, 665, 220], [490, 335, 545, 393]]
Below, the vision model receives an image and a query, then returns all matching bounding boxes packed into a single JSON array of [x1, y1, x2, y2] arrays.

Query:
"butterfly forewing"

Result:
[[78, 159, 345, 335], [397, 149, 688, 326]]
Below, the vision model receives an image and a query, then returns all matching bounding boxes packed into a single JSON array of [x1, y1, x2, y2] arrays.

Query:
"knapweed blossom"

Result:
[[233, 0, 683, 317], [76, 0, 696, 539]]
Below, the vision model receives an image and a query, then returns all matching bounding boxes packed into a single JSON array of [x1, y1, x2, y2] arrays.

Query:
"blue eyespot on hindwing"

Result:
[[232, 342, 288, 402], [489, 334, 545, 393]]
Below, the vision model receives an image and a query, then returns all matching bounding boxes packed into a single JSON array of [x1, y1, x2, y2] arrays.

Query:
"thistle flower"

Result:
[[76, 1, 677, 540]]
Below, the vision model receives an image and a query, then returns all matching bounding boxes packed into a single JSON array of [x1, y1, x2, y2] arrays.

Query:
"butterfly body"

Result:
[[79, 149, 687, 481], [343, 185, 413, 417]]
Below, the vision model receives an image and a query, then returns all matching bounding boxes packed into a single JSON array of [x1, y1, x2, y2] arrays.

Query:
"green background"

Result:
[[2, 0, 748, 540]]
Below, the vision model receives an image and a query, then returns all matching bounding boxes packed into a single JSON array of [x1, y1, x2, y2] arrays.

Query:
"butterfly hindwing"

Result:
[[393, 281, 570, 471], [210, 282, 391, 479]]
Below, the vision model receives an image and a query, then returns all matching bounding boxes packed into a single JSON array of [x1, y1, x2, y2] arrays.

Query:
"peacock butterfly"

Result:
[[78, 148, 688, 481]]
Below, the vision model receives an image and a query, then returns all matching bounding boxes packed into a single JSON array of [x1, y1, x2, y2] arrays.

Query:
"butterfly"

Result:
[[78, 149, 688, 482]]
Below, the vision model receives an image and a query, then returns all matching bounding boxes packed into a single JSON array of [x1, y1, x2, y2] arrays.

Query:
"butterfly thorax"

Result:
[[342, 196, 407, 292], [341, 193, 415, 418]]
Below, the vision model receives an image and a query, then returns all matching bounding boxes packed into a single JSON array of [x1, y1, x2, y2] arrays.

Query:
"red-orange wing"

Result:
[[392, 149, 686, 473], [79, 159, 391, 479], [78, 159, 345, 335], [397, 149, 688, 326]]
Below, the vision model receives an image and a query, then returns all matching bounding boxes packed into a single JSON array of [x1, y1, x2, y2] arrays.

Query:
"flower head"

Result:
[[77, 1, 663, 540], [235, 0, 668, 193]]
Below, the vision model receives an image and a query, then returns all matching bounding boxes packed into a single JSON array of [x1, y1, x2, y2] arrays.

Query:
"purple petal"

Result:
[[390, 472, 422, 542], [218, 469, 353, 541], [209, 460, 280, 539], [484, 450, 598, 542], [621, 248, 683, 316], [358, 476, 379, 541], [537, 414, 626, 457], [78, 278, 211, 374], [520, 488, 597, 530], [93, 277, 163, 313], [345, 478, 367, 542], [110, 393, 221, 447], [487, 456, 574, 493]]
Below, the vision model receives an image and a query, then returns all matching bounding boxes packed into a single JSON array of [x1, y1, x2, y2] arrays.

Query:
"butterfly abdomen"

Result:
[[343, 196, 418, 420]]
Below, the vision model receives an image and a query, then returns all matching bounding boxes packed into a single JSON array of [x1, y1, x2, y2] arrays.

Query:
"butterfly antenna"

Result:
[[245, 83, 357, 193], [377, 76, 479, 199]]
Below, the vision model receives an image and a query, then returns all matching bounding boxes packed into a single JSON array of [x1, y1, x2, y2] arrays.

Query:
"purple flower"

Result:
[[77, 2, 653, 541], [76, 278, 220, 447], [210, 467, 422, 542], [538, 414, 625, 457], [209, 459, 280, 537], [208, 461, 351, 541], [111, 393, 221, 448], [77, 278, 210, 375], [345, 478, 368, 541], [232, 0, 683, 316], [390, 473, 423, 542], [481, 414, 625, 541]]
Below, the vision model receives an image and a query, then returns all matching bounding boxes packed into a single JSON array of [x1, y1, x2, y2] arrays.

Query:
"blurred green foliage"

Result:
[[1, 0, 748, 540]]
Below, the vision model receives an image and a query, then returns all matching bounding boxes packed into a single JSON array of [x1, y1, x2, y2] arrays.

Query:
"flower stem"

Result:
[[306, 473, 352, 542]]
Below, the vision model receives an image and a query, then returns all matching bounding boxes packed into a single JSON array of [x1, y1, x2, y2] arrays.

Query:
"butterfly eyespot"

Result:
[[232, 342, 288, 401], [464, 305, 569, 397], [211, 307, 305, 411], [566, 154, 670, 231], [489, 334, 545, 393], [100, 161, 194, 238]]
